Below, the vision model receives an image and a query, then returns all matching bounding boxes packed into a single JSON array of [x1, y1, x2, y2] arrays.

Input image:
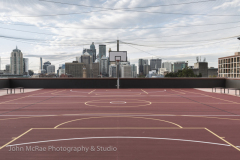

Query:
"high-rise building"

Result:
[[43, 61, 51, 73], [131, 64, 137, 78], [57, 64, 65, 76], [76, 56, 81, 63], [40, 57, 42, 70], [0, 57, 1, 70], [109, 64, 117, 78], [121, 65, 132, 78], [100, 55, 108, 77], [99, 45, 106, 59], [218, 52, 240, 78], [193, 62, 208, 77], [47, 65, 55, 74], [10, 46, 23, 75], [150, 59, 162, 71], [173, 61, 188, 72], [143, 64, 150, 76], [23, 58, 29, 74], [81, 51, 93, 65], [65, 61, 85, 77], [138, 59, 148, 75], [92, 62, 99, 78], [162, 62, 172, 72], [5, 64, 10, 74], [82, 42, 96, 62]]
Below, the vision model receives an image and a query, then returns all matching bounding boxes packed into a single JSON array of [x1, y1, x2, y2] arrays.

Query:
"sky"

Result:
[[0, 0, 240, 73]]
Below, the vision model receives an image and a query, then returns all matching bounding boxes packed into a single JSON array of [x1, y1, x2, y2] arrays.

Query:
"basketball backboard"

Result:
[[109, 51, 127, 62]]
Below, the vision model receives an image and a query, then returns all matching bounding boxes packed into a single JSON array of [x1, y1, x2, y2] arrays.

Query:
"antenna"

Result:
[[196, 56, 199, 62], [203, 57, 206, 62]]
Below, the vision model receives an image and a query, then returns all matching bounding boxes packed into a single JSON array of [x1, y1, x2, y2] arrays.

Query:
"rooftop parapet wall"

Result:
[[7, 78, 226, 89], [0, 79, 10, 88]]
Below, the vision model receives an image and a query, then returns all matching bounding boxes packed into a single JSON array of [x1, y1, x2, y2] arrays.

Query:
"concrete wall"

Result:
[[9, 78, 117, 88], [120, 78, 225, 88], [0, 79, 10, 88], [9, 78, 226, 89], [225, 79, 240, 88]]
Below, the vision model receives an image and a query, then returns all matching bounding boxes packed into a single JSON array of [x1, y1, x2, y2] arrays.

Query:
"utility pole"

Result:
[[117, 40, 120, 89]]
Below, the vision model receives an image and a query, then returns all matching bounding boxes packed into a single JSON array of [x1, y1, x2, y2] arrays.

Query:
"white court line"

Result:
[[6, 136, 236, 148], [28, 95, 209, 98], [0, 115, 240, 117]]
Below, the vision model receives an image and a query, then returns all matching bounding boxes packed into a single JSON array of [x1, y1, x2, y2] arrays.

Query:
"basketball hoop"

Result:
[[109, 51, 127, 89]]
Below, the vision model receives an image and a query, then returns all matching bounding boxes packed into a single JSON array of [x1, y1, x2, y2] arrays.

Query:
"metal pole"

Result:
[[117, 40, 120, 89], [117, 40, 119, 52], [117, 61, 119, 89]]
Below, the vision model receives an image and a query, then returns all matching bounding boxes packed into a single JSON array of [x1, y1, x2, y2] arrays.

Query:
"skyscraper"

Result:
[[43, 61, 51, 73], [82, 42, 96, 62], [10, 46, 23, 74], [65, 61, 85, 77], [173, 61, 188, 72], [23, 58, 29, 74], [162, 62, 172, 72], [150, 59, 162, 71], [47, 65, 55, 74], [40, 57, 42, 70], [138, 59, 148, 75], [5, 65, 10, 74], [81, 51, 93, 65], [100, 55, 108, 77], [99, 45, 106, 59], [131, 64, 137, 78], [109, 64, 117, 78], [121, 65, 132, 78]]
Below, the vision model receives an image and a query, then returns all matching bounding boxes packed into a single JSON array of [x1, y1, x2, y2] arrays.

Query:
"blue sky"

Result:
[[0, 0, 240, 72]]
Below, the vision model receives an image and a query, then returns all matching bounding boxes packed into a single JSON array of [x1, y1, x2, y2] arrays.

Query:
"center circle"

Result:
[[110, 101, 127, 104]]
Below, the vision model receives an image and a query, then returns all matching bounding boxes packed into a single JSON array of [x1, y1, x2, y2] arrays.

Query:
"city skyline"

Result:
[[0, 0, 240, 72]]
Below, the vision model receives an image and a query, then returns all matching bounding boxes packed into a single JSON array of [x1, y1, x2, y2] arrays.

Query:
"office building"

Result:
[[82, 42, 96, 62], [43, 61, 51, 73], [100, 55, 109, 77], [99, 45, 106, 59], [138, 59, 148, 75], [173, 61, 188, 72], [58, 64, 65, 76], [47, 65, 55, 74], [92, 62, 99, 78], [81, 51, 93, 65], [131, 64, 137, 78], [23, 58, 29, 74], [5, 64, 10, 74], [109, 64, 117, 78], [143, 64, 150, 76], [150, 59, 162, 71], [76, 56, 81, 63], [40, 57, 42, 70], [218, 52, 240, 78], [65, 61, 85, 77], [10, 46, 23, 74], [158, 68, 167, 75], [162, 62, 172, 72], [121, 65, 132, 78], [193, 62, 208, 77]]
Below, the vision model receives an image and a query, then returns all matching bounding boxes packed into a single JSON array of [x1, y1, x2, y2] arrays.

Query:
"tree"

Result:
[[165, 68, 202, 77], [28, 70, 34, 76]]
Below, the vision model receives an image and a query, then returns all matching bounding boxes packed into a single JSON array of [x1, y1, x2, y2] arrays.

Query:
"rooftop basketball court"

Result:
[[0, 88, 240, 159]]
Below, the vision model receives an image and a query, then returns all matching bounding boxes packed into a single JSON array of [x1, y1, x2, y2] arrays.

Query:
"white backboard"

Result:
[[109, 51, 127, 62]]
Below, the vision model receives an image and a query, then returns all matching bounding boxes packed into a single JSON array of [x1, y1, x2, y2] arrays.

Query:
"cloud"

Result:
[[0, 0, 240, 72]]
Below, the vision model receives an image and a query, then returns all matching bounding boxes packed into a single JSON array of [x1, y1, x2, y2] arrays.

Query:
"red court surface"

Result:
[[0, 88, 240, 159]]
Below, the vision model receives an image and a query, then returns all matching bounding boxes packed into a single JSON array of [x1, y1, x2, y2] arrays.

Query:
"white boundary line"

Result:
[[6, 136, 238, 148], [0, 115, 240, 117]]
